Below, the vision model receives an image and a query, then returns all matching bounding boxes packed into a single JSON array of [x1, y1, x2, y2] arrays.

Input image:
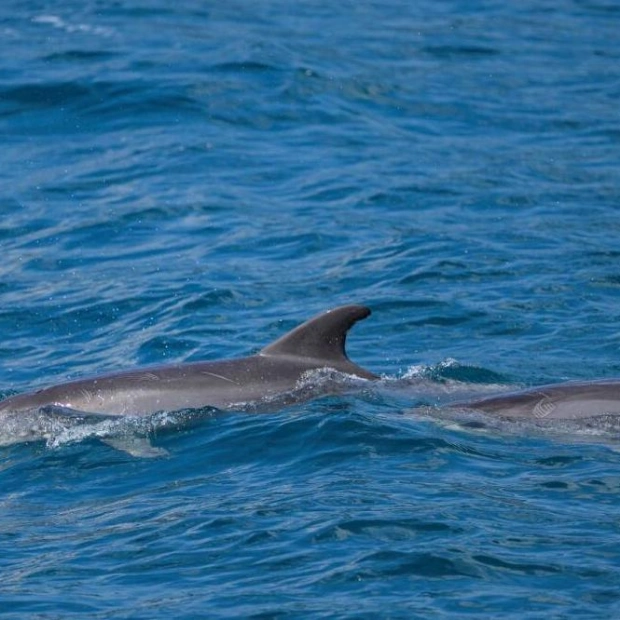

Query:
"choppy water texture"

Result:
[[2, 0, 620, 617]]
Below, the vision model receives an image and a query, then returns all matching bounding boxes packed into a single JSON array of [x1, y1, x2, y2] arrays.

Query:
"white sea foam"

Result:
[[32, 14, 114, 37]]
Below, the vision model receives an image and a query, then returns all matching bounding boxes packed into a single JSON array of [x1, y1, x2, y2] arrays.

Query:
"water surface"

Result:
[[2, 0, 620, 617]]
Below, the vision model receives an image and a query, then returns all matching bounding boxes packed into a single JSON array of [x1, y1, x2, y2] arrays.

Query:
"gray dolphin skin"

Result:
[[0, 304, 377, 456], [0, 304, 376, 419], [3, 302, 620, 456], [458, 380, 620, 420]]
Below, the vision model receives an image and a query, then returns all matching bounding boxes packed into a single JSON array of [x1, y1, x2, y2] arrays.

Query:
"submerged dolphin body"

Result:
[[0, 305, 376, 454], [457, 379, 620, 420]]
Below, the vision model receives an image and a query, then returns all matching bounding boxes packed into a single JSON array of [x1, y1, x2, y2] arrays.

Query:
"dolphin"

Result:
[[0, 304, 377, 455], [456, 379, 620, 420]]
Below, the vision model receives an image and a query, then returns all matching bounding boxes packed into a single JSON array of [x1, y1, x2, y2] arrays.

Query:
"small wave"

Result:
[[0, 407, 214, 457], [376, 361, 515, 409], [343, 550, 480, 580], [403, 359, 512, 385], [47, 413, 158, 450]]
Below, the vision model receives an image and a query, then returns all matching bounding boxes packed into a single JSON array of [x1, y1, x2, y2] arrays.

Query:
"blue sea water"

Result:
[[2, 0, 620, 617]]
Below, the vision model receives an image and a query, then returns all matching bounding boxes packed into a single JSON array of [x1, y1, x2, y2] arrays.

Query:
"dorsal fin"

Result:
[[260, 305, 377, 379]]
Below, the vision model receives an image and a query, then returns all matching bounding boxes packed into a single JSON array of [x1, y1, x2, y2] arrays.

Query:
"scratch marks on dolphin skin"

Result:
[[140, 372, 161, 382], [79, 388, 93, 403], [533, 393, 556, 419], [200, 370, 237, 384], [114, 372, 161, 384]]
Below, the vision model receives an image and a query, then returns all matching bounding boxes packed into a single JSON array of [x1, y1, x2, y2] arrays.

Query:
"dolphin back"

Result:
[[260, 305, 377, 380]]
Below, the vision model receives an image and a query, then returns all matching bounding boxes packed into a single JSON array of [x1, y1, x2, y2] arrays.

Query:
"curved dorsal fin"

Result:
[[260, 305, 377, 379]]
